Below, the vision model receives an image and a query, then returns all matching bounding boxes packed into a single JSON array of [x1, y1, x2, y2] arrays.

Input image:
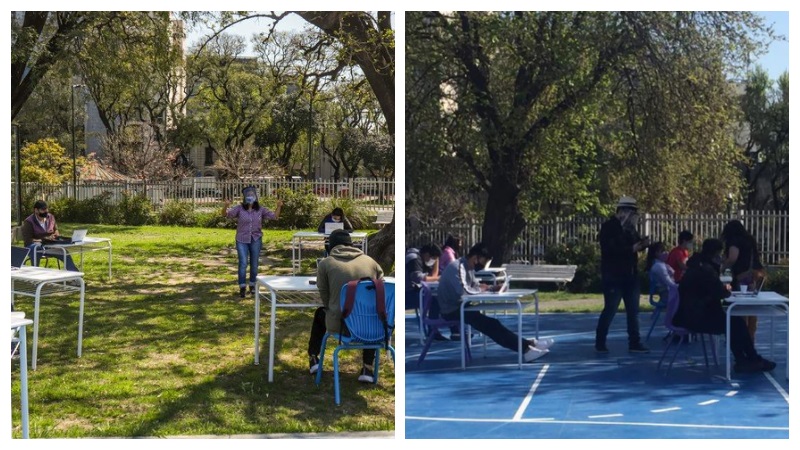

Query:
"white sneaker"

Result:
[[523, 346, 548, 363], [533, 338, 555, 351]]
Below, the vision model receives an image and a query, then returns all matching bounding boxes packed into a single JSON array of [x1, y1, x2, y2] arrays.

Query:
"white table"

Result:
[[459, 289, 539, 370], [11, 316, 33, 439], [290, 232, 368, 274], [10, 266, 86, 370], [724, 291, 789, 381], [42, 237, 112, 278], [475, 267, 507, 284]]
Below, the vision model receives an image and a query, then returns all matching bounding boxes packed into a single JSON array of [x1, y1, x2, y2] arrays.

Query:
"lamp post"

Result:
[[71, 84, 84, 199]]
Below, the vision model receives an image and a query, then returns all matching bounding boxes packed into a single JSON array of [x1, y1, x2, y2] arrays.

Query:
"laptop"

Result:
[[731, 277, 766, 297], [44, 229, 87, 245], [324, 222, 344, 235], [71, 229, 88, 243]]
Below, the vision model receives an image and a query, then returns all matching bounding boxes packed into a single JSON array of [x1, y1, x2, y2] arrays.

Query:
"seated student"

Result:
[[439, 235, 461, 276], [646, 241, 677, 302], [406, 244, 447, 340], [666, 230, 694, 283], [317, 207, 354, 233], [20, 200, 78, 271], [673, 238, 776, 373], [437, 242, 553, 362]]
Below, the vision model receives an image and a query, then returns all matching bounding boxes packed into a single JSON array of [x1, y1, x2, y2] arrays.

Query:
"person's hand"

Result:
[[479, 284, 490, 292], [725, 283, 732, 292], [276, 199, 284, 208], [490, 284, 502, 292]]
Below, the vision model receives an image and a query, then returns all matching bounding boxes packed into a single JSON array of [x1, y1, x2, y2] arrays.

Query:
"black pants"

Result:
[[443, 310, 532, 352], [691, 312, 760, 362], [308, 307, 375, 365], [596, 274, 642, 346]]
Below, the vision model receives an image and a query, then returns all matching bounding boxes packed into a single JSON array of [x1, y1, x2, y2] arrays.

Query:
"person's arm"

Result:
[[720, 245, 739, 273], [409, 258, 426, 285], [654, 262, 677, 289], [273, 200, 283, 220], [20, 221, 35, 247], [431, 258, 440, 278], [317, 264, 330, 309], [344, 217, 354, 231], [224, 202, 239, 219], [458, 262, 483, 294], [261, 200, 283, 221]]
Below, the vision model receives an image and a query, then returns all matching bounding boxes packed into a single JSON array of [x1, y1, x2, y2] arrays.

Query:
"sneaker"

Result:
[[595, 343, 609, 353], [239, 287, 246, 299], [532, 338, 555, 351], [628, 343, 650, 353], [523, 346, 548, 363], [309, 355, 320, 374], [248, 287, 256, 296], [358, 366, 375, 383]]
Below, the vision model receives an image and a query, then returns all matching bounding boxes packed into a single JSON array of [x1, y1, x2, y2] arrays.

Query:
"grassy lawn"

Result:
[[529, 290, 657, 313], [11, 224, 393, 438]]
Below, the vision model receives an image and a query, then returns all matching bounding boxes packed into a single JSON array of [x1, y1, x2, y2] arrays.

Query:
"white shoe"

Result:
[[533, 338, 555, 351], [523, 346, 548, 363]]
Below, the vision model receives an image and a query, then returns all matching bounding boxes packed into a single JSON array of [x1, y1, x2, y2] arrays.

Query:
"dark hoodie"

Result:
[[405, 248, 432, 308], [674, 254, 731, 333]]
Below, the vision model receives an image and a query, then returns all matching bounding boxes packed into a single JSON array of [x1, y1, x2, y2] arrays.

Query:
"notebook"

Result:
[[324, 222, 344, 235]]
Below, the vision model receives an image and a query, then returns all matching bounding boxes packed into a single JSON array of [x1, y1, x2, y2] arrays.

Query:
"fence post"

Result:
[[192, 178, 196, 209]]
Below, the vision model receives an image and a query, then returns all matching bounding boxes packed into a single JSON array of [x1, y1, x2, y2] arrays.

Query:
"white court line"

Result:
[[588, 413, 624, 419], [512, 364, 549, 421], [651, 407, 681, 413], [763, 372, 789, 404], [405, 416, 788, 431], [725, 391, 738, 397], [698, 400, 719, 406]]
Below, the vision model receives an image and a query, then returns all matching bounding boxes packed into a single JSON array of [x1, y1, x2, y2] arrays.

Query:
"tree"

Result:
[[739, 68, 789, 211], [407, 11, 774, 263], [19, 138, 87, 184]]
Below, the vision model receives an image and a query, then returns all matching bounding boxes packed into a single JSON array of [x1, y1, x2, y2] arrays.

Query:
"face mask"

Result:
[[474, 260, 486, 271], [38, 212, 48, 218], [686, 242, 694, 251], [332, 217, 341, 223], [425, 259, 436, 268], [244, 196, 256, 204]]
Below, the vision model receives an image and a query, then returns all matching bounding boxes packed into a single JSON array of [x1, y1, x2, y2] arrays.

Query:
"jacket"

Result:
[[317, 245, 384, 332], [436, 257, 482, 315], [21, 213, 58, 247], [674, 254, 731, 334], [599, 216, 642, 278]]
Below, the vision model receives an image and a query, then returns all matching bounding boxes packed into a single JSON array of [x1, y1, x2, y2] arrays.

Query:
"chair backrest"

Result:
[[11, 246, 30, 268], [648, 269, 658, 305], [663, 284, 688, 334], [339, 279, 396, 344]]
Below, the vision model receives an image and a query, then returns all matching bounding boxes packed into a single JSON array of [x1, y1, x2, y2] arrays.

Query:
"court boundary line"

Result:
[[763, 372, 789, 403], [512, 364, 549, 420]]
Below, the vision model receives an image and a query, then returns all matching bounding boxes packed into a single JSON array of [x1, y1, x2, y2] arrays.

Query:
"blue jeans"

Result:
[[236, 238, 262, 288], [596, 274, 641, 346]]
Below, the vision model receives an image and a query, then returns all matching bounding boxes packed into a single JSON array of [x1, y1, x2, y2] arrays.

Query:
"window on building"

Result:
[[204, 146, 214, 165]]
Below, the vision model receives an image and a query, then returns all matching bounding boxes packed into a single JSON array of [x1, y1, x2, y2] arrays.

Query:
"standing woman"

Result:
[[223, 186, 283, 298], [720, 220, 765, 341]]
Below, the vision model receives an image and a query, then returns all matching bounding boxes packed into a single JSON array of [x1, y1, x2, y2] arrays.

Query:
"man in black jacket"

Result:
[[675, 239, 775, 373], [595, 197, 650, 353]]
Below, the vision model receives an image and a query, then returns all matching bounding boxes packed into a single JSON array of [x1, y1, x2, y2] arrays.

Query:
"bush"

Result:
[[197, 210, 237, 229], [765, 260, 788, 295], [115, 191, 153, 225], [49, 192, 115, 224], [543, 240, 602, 293], [326, 197, 373, 229], [271, 185, 321, 229], [158, 200, 197, 226]]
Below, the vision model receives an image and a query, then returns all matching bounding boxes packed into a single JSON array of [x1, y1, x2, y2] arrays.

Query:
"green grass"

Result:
[[529, 291, 658, 313], [11, 224, 394, 438]]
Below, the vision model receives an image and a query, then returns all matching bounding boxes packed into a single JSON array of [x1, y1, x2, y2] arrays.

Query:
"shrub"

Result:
[[543, 240, 602, 293], [326, 197, 373, 229], [49, 192, 115, 224], [197, 210, 237, 229], [115, 191, 153, 225], [158, 200, 197, 226], [765, 259, 788, 295], [271, 185, 321, 229]]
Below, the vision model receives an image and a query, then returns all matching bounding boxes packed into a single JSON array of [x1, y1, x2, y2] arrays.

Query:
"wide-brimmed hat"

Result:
[[616, 196, 638, 211]]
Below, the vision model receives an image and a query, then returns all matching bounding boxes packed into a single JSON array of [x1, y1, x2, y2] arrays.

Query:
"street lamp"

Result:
[[71, 84, 84, 199]]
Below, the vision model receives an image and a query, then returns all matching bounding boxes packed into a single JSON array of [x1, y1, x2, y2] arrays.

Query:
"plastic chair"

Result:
[[11, 246, 31, 268], [315, 279, 395, 405], [657, 285, 718, 376], [646, 270, 668, 341], [416, 282, 470, 366]]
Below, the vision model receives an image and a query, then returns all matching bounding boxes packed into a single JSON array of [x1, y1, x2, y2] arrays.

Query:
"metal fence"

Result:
[[407, 211, 789, 266], [17, 178, 395, 212]]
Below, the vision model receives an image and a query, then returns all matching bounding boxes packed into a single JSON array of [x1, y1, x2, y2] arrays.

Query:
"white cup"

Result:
[[740, 285, 748, 293]]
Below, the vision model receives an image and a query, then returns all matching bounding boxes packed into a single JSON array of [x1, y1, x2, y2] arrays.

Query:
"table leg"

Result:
[[726, 306, 732, 381], [460, 304, 466, 370], [108, 243, 113, 279], [32, 284, 44, 371], [254, 286, 261, 365], [268, 289, 278, 382], [534, 292, 540, 340], [517, 300, 522, 369], [77, 278, 85, 357], [291, 237, 298, 275], [19, 324, 29, 439]]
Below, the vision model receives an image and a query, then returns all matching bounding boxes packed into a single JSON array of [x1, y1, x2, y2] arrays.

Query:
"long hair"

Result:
[[721, 220, 757, 255], [444, 234, 462, 256], [645, 242, 666, 271]]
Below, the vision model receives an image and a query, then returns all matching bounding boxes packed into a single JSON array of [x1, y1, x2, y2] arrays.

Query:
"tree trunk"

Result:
[[481, 177, 526, 264], [368, 215, 395, 275]]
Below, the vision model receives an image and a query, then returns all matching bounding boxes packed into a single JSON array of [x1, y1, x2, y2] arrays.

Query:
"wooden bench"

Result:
[[501, 263, 578, 286], [374, 210, 393, 227]]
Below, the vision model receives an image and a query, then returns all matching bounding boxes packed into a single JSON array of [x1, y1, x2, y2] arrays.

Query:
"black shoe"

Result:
[[358, 366, 375, 383], [628, 343, 650, 353], [433, 333, 449, 341], [248, 287, 256, 296], [595, 344, 609, 354], [239, 287, 246, 299], [309, 355, 320, 374], [735, 357, 776, 374]]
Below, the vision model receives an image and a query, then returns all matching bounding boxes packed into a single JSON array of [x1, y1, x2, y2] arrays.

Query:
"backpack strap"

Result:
[[371, 278, 390, 349]]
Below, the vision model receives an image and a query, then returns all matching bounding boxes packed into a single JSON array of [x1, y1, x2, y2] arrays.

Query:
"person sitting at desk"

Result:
[[646, 241, 676, 302], [436, 242, 553, 362], [317, 207, 354, 233], [21, 200, 78, 271], [674, 238, 775, 374], [406, 244, 450, 340], [308, 229, 384, 383]]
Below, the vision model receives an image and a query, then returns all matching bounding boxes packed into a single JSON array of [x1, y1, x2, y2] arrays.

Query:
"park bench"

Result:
[[501, 263, 578, 288], [374, 210, 394, 227]]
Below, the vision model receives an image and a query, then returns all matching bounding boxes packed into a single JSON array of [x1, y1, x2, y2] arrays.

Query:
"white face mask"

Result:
[[332, 217, 341, 223], [425, 259, 436, 268]]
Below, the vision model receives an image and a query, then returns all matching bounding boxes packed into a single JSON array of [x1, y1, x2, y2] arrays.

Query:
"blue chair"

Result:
[[11, 246, 31, 268], [646, 270, 668, 341], [417, 282, 469, 366], [315, 279, 395, 405]]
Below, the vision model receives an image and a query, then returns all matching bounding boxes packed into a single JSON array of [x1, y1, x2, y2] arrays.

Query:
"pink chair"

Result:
[[657, 284, 718, 376], [416, 282, 470, 366]]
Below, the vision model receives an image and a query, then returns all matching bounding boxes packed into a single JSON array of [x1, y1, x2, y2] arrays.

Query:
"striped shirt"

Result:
[[226, 204, 277, 243]]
